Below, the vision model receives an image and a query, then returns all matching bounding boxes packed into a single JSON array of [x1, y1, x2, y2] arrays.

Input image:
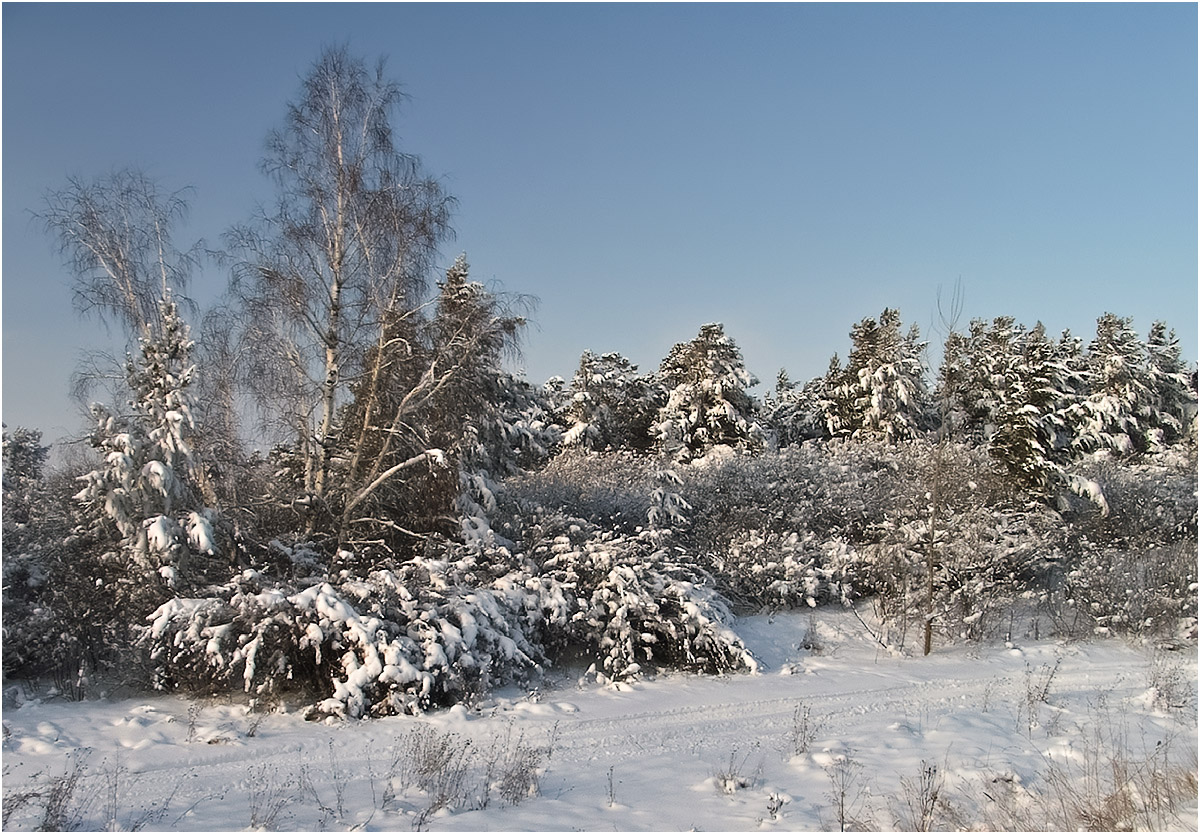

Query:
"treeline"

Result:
[[2, 48, 1195, 717]]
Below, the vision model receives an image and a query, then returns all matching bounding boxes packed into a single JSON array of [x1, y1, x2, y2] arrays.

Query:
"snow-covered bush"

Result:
[[524, 513, 757, 680], [1057, 541, 1197, 639], [711, 529, 829, 610], [1067, 452, 1197, 550], [496, 450, 661, 538], [143, 544, 545, 717], [3, 439, 179, 687], [854, 503, 1058, 647]]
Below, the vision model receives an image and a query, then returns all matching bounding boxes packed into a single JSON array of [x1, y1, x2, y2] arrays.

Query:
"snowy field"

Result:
[[3, 608, 1196, 831]]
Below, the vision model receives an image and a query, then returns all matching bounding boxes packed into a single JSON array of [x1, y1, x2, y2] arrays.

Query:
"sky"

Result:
[[3, 2, 1196, 448]]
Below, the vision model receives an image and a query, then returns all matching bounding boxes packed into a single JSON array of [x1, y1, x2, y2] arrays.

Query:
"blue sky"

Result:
[[3, 2, 1196, 446]]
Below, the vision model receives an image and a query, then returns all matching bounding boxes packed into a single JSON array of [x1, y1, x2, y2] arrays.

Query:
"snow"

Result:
[[2, 607, 1194, 831], [186, 511, 217, 555], [145, 515, 180, 554]]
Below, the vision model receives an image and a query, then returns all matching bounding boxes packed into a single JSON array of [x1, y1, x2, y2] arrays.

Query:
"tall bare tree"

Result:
[[227, 46, 453, 515], [41, 169, 202, 414], [41, 169, 198, 341]]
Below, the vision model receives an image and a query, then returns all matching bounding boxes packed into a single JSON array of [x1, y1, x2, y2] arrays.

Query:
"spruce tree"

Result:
[[654, 323, 761, 460], [1144, 321, 1195, 447], [1072, 313, 1154, 456], [74, 293, 217, 586], [825, 309, 928, 443], [762, 369, 828, 447], [562, 351, 662, 452], [2, 426, 50, 526]]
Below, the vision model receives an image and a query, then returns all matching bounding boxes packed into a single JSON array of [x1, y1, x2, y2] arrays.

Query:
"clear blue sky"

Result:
[[3, 2, 1196, 446]]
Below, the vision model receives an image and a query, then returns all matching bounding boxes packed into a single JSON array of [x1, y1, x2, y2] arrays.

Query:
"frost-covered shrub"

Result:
[[143, 545, 545, 717], [710, 529, 830, 610], [1067, 452, 1197, 549], [524, 513, 757, 680], [2, 446, 167, 685], [853, 504, 1058, 646], [496, 451, 660, 537], [679, 440, 933, 560], [1056, 541, 1197, 639]]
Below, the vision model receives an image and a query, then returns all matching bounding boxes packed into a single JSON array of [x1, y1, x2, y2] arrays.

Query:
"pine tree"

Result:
[[562, 351, 662, 452], [1144, 321, 1195, 448], [1072, 313, 1155, 456], [988, 323, 1074, 496], [940, 317, 1104, 509], [458, 371, 559, 545], [825, 309, 928, 443], [332, 255, 529, 555], [73, 293, 218, 585], [762, 369, 828, 447], [2, 426, 50, 526], [654, 323, 761, 460]]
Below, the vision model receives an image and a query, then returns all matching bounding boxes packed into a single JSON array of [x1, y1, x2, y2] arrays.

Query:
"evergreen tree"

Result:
[[332, 255, 529, 555], [825, 309, 928, 443], [1145, 321, 1195, 447], [762, 369, 828, 447], [654, 323, 761, 460], [936, 320, 996, 443], [73, 293, 220, 586], [1071, 313, 1155, 456], [988, 322, 1075, 496], [939, 317, 1104, 509], [562, 351, 662, 452], [458, 371, 559, 544], [2, 425, 50, 526]]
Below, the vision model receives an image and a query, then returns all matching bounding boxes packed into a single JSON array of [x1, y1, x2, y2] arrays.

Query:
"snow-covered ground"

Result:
[[3, 608, 1196, 831]]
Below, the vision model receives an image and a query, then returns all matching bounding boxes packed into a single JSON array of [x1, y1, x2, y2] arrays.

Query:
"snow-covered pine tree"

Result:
[[2, 426, 50, 526], [458, 371, 559, 545], [1144, 321, 1195, 448], [561, 351, 662, 452], [654, 323, 762, 460], [825, 309, 928, 443], [762, 369, 828, 448], [936, 322, 992, 443], [1070, 313, 1156, 456], [990, 322, 1106, 508], [74, 293, 220, 586], [330, 255, 527, 557], [939, 316, 1106, 509]]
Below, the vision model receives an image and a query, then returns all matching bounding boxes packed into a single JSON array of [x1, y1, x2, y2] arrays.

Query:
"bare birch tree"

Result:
[[227, 46, 453, 519], [40, 169, 202, 413], [41, 169, 198, 341]]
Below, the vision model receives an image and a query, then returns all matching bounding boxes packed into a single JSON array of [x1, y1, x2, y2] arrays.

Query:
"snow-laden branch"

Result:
[[341, 447, 446, 518]]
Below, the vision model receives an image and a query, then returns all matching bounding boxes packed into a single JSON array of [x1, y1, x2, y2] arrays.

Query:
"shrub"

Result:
[[1056, 540, 1197, 638], [143, 544, 545, 718], [525, 513, 758, 680]]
